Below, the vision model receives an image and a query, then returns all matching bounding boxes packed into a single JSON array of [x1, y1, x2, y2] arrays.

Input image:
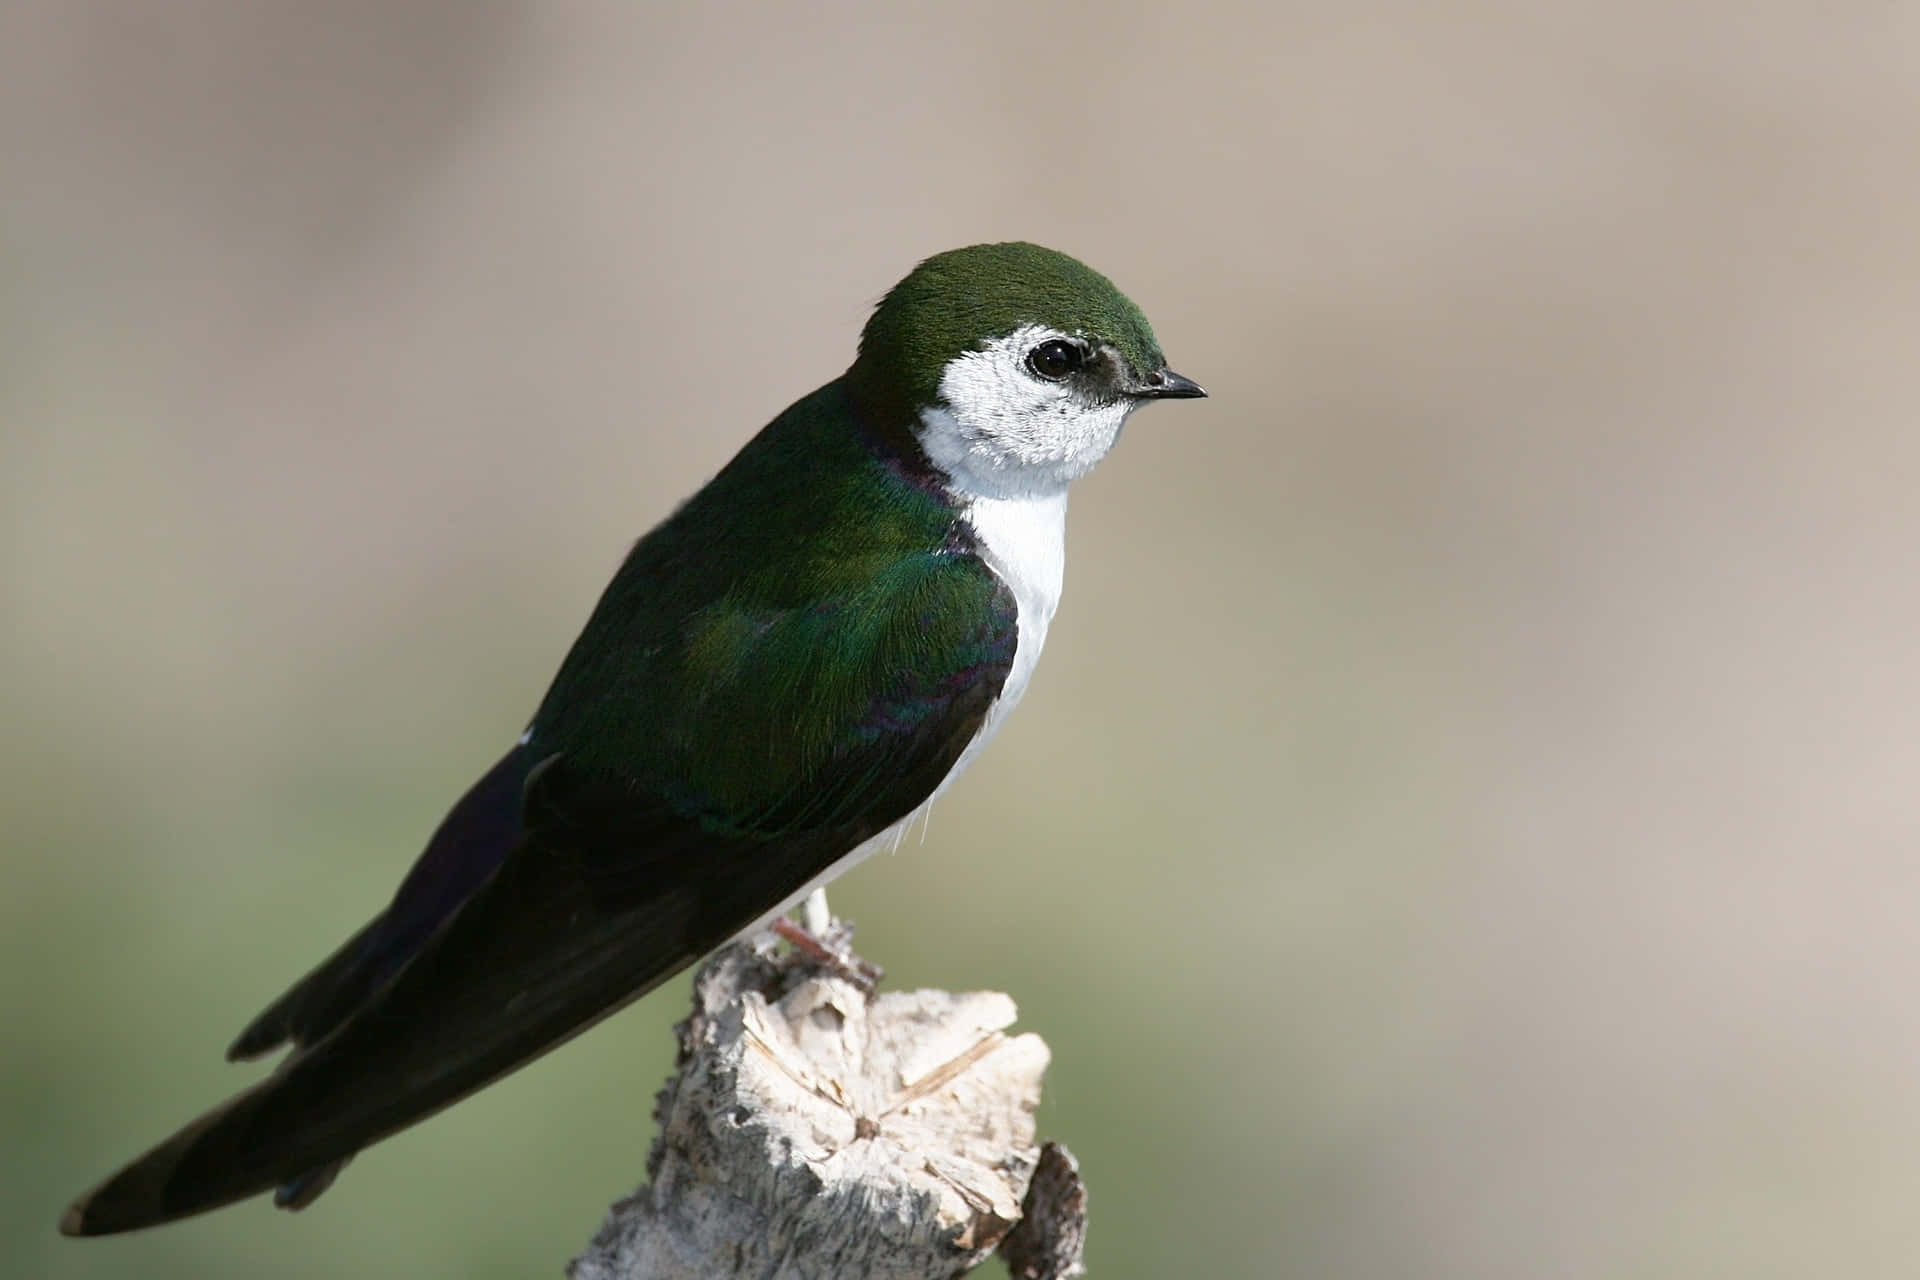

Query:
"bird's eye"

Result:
[[1025, 339, 1085, 381]]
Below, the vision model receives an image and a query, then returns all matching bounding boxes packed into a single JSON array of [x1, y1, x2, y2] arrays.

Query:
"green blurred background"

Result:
[[6, 3, 1919, 1276]]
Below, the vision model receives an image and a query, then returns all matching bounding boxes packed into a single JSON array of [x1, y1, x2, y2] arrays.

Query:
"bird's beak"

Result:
[[1134, 368, 1207, 400]]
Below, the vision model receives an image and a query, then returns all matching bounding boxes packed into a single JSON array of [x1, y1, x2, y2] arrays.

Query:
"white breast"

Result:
[[940, 488, 1067, 782]]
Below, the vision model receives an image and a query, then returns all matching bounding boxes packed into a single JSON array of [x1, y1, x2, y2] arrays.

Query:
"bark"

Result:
[[569, 927, 1086, 1280]]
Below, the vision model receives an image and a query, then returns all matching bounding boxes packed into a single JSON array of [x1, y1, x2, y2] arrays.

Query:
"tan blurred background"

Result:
[[5, 2, 1919, 1276]]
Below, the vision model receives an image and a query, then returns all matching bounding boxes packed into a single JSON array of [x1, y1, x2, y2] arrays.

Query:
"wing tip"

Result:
[[59, 1158, 183, 1238], [225, 1019, 286, 1063], [58, 1172, 169, 1238]]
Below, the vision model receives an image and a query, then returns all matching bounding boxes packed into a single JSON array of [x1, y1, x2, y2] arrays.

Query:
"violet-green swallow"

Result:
[[62, 242, 1204, 1236]]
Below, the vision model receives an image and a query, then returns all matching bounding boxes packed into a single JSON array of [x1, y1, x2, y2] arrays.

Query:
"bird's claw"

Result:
[[771, 917, 884, 993]]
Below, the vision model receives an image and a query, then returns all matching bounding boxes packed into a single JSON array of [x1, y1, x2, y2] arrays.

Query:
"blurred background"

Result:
[[5, 2, 1918, 1276]]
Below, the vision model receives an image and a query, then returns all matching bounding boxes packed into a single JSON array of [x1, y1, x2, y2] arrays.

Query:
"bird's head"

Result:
[[850, 242, 1204, 499]]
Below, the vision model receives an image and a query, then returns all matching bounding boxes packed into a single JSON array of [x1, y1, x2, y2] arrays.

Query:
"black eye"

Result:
[[1025, 338, 1084, 381]]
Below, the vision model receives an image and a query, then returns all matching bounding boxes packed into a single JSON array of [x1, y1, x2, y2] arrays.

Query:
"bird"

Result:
[[60, 241, 1204, 1236]]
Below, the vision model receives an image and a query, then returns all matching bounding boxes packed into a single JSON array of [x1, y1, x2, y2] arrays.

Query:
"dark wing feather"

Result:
[[62, 552, 1015, 1236]]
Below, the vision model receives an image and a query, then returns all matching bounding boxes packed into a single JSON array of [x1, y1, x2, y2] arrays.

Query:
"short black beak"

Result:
[[1136, 368, 1207, 400]]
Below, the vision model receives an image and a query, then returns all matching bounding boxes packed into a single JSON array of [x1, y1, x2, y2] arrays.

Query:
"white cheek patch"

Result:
[[917, 324, 1136, 500]]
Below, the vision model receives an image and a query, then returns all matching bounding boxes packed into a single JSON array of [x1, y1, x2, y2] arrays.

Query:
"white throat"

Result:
[[915, 324, 1135, 501], [909, 323, 1149, 785]]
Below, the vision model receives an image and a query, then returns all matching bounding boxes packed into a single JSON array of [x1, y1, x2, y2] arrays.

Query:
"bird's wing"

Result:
[[64, 551, 1017, 1235]]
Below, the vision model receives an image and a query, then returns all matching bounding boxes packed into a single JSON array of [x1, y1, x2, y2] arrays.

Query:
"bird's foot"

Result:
[[771, 916, 884, 994]]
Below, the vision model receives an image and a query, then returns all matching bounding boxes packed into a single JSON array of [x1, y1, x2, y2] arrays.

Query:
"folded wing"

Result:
[[62, 550, 1016, 1235]]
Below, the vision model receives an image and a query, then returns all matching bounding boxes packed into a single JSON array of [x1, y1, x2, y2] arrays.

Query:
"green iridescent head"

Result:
[[851, 242, 1192, 414]]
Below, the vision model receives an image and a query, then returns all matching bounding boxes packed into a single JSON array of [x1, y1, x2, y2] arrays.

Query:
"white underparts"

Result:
[[941, 488, 1066, 777]]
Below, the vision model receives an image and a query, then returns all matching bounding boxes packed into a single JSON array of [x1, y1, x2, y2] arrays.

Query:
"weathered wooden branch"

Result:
[[568, 926, 1087, 1280]]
